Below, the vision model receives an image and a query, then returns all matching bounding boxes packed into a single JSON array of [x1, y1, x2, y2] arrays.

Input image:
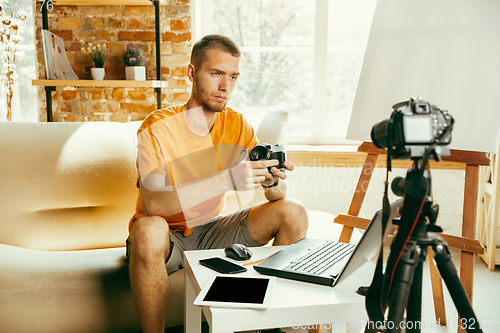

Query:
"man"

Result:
[[127, 34, 308, 333]]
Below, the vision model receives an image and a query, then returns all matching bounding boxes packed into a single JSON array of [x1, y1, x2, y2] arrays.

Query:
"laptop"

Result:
[[254, 198, 403, 286]]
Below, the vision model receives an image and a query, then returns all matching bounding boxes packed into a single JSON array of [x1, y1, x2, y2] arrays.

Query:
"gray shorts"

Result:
[[127, 207, 261, 275]]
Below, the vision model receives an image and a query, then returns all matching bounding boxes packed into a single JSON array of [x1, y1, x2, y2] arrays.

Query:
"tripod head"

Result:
[[390, 160, 442, 236]]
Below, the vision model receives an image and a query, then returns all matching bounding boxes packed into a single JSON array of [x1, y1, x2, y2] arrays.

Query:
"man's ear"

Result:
[[187, 64, 195, 83]]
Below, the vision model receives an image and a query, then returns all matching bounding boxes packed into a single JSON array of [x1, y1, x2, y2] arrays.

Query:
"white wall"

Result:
[[347, 0, 500, 153]]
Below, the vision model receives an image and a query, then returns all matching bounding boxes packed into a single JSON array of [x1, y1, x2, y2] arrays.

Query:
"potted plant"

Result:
[[81, 42, 106, 80], [122, 45, 147, 81]]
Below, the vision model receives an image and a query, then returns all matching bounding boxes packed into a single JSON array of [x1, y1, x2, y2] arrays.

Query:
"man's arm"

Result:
[[140, 159, 280, 217], [140, 171, 233, 217]]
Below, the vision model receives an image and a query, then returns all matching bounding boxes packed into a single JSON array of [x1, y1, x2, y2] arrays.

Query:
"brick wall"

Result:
[[34, 1, 192, 122]]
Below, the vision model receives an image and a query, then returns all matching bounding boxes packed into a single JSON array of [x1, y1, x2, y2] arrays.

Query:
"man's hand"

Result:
[[261, 160, 294, 202], [228, 158, 255, 191], [228, 157, 295, 190], [261, 160, 294, 186], [229, 159, 281, 191]]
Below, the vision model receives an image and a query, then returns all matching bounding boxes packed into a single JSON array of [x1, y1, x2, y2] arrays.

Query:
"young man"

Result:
[[127, 34, 308, 333]]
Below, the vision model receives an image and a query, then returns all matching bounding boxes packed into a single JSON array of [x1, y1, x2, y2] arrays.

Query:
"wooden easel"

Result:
[[334, 142, 488, 332], [477, 147, 500, 270]]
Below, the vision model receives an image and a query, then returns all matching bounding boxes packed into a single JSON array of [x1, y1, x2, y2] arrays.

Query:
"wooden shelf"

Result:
[[53, 0, 159, 5], [32, 79, 168, 88]]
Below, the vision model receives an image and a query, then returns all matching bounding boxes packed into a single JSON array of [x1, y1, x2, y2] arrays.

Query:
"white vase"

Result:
[[91, 68, 105, 80], [126, 66, 146, 81]]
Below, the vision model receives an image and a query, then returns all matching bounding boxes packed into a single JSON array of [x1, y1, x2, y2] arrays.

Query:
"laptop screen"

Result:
[[334, 198, 403, 286]]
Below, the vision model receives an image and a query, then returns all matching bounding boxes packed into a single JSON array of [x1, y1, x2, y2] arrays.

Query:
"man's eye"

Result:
[[230, 76, 238, 81], [212, 72, 220, 76]]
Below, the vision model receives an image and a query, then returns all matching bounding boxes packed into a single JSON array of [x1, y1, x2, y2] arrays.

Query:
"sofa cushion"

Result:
[[0, 121, 141, 250]]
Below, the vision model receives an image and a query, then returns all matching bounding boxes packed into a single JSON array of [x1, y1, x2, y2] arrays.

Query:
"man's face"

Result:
[[191, 49, 240, 113]]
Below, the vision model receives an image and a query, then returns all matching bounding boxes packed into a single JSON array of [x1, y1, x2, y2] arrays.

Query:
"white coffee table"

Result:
[[183, 246, 375, 333]]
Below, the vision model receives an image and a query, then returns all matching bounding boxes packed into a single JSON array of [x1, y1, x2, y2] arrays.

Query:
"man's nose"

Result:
[[219, 76, 230, 91]]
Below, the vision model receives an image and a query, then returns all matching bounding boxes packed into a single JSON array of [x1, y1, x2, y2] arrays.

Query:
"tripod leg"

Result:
[[432, 241, 483, 332], [428, 248, 447, 325], [406, 259, 423, 333], [387, 241, 420, 333]]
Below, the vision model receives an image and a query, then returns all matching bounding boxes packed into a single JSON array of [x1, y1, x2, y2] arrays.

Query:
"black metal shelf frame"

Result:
[[41, 1, 163, 122]]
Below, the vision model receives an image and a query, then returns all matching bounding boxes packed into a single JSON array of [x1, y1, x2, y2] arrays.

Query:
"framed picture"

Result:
[[41, 30, 78, 80]]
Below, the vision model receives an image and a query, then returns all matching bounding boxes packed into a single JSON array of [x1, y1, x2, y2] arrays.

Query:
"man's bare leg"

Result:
[[246, 198, 308, 246], [129, 216, 172, 333]]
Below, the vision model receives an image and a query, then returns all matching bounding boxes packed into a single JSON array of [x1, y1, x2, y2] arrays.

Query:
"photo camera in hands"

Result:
[[370, 97, 454, 159], [249, 143, 286, 172]]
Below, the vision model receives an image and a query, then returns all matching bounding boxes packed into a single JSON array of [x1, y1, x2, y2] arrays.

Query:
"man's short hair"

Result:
[[190, 34, 241, 69]]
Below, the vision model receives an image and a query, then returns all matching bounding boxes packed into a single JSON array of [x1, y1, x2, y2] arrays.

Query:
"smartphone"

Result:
[[199, 257, 247, 274]]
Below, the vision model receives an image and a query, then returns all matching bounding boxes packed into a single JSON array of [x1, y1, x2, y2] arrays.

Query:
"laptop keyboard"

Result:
[[283, 241, 355, 275]]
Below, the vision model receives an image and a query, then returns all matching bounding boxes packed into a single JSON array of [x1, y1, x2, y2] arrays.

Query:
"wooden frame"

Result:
[[333, 142, 487, 332], [477, 151, 500, 270]]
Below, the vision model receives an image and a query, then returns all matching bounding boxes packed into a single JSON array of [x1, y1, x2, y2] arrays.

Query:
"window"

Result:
[[194, 0, 376, 144], [0, 6, 38, 122]]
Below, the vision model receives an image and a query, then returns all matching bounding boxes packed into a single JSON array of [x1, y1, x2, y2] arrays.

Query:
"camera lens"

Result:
[[249, 145, 270, 161], [371, 119, 391, 149]]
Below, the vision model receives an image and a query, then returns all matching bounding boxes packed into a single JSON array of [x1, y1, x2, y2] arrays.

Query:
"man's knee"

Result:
[[276, 198, 308, 231], [129, 216, 171, 262]]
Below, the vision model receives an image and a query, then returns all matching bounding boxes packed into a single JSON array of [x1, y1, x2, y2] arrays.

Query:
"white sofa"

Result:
[[0, 110, 351, 333]]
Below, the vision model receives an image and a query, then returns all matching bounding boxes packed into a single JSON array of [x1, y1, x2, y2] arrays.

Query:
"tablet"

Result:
[[194, 274, 276, 309]]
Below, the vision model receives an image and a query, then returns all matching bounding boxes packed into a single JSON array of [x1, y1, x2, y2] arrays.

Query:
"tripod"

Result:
[[365, 157, 484, 333]]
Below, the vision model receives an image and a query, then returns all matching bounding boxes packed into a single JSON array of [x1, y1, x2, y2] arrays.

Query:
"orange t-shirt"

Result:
[[129, 105, 258, 236]]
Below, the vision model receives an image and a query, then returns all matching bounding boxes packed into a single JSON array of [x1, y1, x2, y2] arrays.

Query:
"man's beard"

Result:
[[194, 82, 228, 113]]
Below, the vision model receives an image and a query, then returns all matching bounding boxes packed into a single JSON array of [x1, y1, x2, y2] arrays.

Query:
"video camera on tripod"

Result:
[[371, 97, 454, 161], [364, 98, 483, 333]]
